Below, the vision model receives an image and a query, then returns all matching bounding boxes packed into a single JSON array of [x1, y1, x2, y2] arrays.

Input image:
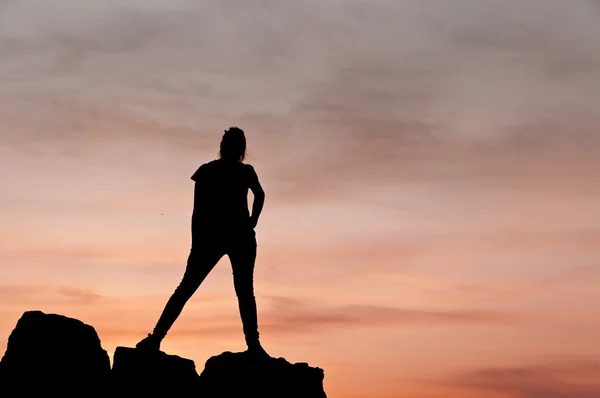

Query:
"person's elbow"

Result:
[[255, 188, 265, 201]]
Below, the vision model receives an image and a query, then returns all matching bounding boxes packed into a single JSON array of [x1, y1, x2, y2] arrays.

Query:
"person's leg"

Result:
[[228, 230, 267, 356], [137, 245, 223, 350]]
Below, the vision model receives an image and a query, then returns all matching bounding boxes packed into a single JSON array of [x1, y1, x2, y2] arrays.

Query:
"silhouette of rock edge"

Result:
[[199, 351, 327, 398], [0, 311, 328, 397], [0, 310, 111, 394], [112, 346, 199, 393]]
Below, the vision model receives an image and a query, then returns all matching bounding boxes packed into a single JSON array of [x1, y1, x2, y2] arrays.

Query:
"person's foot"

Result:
[[136, 333, 161, 351], [246, 341, 270, 360]]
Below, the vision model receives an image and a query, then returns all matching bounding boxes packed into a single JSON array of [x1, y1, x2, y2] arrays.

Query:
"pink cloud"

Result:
[[447, 360, 600, 398]]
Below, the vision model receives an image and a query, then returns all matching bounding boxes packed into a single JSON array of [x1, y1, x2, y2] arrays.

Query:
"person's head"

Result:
[[219, 127, 246, 162]]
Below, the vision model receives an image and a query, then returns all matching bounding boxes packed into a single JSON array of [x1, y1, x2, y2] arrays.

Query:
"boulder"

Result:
[[0, 310, 111, 394], [199, 351, 327, 398], [112, 346, 199, 394]]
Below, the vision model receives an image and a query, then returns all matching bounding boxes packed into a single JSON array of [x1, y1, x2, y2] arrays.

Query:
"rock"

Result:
[[112, 346, 199, 394], [0, 311, 328, 397], [0, 310, 111, 394], [199, 351, 327, 398]]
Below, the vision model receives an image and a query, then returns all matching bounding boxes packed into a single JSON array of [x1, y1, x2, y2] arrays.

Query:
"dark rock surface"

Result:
[[199, 351, 327, 398], [0, 310, 111, 394], [112, 346, 199, 394], [0, 310, 327, 397]]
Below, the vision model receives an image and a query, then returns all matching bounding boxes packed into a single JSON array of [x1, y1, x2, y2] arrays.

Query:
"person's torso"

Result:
[[192, 159, 251, 233]]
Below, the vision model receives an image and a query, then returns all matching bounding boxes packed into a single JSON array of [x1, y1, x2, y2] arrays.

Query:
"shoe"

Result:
[[136, 333, 161, 351], [246, 341, 270, 360]]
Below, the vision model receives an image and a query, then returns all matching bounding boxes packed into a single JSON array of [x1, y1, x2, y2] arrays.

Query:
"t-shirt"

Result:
[[190, 159, 259, 235]]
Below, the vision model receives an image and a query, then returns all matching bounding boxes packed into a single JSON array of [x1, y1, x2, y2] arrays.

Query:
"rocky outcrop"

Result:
[[0, 310, 111, 394], [199, 351, 327, 398], [112, 346, 199, 394], [0, 310, 327, 397]]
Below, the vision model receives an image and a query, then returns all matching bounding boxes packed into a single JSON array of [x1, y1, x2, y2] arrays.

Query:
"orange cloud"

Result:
[[93, 295, 526, 344], [0, 288, 525, 345], [58, 287, 102, 303], [446, 360, 600, 398]]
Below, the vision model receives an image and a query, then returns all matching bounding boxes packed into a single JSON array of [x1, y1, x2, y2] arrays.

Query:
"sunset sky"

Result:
[[1, 1, 600, 397]]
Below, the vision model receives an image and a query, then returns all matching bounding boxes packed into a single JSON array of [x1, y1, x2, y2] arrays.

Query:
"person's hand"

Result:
[[249, 217, 257, 229]]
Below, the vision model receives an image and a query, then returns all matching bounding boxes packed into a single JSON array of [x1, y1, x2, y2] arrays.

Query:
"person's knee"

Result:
[[174, 278, 199, 299], [234, 282, 255, 299]]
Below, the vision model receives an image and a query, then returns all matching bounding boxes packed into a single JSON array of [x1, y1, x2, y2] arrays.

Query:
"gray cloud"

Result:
[[1, 0, 598, 134], [1, 1, 599, 213]]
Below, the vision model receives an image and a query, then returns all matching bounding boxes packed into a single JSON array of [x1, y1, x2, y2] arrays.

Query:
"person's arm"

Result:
[[191, 181, 202, 226], [190, 165, 205, 236], [248, 165, 265, 229]]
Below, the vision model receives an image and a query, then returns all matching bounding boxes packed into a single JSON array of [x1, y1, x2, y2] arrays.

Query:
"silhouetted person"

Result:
[[136, 127, 268, 358]]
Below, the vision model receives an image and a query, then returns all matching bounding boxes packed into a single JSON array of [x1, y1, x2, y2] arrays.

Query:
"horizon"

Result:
[[1, 1, 600, 397]]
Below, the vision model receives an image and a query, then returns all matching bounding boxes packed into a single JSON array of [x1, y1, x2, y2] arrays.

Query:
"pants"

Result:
[[152, 229, 259, 345]]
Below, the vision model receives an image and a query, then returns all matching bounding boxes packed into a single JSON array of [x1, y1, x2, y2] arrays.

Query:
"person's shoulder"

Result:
[[191, 160, 217, 181], [242, 163, 257, 175], [242, 162, 255, 171]]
